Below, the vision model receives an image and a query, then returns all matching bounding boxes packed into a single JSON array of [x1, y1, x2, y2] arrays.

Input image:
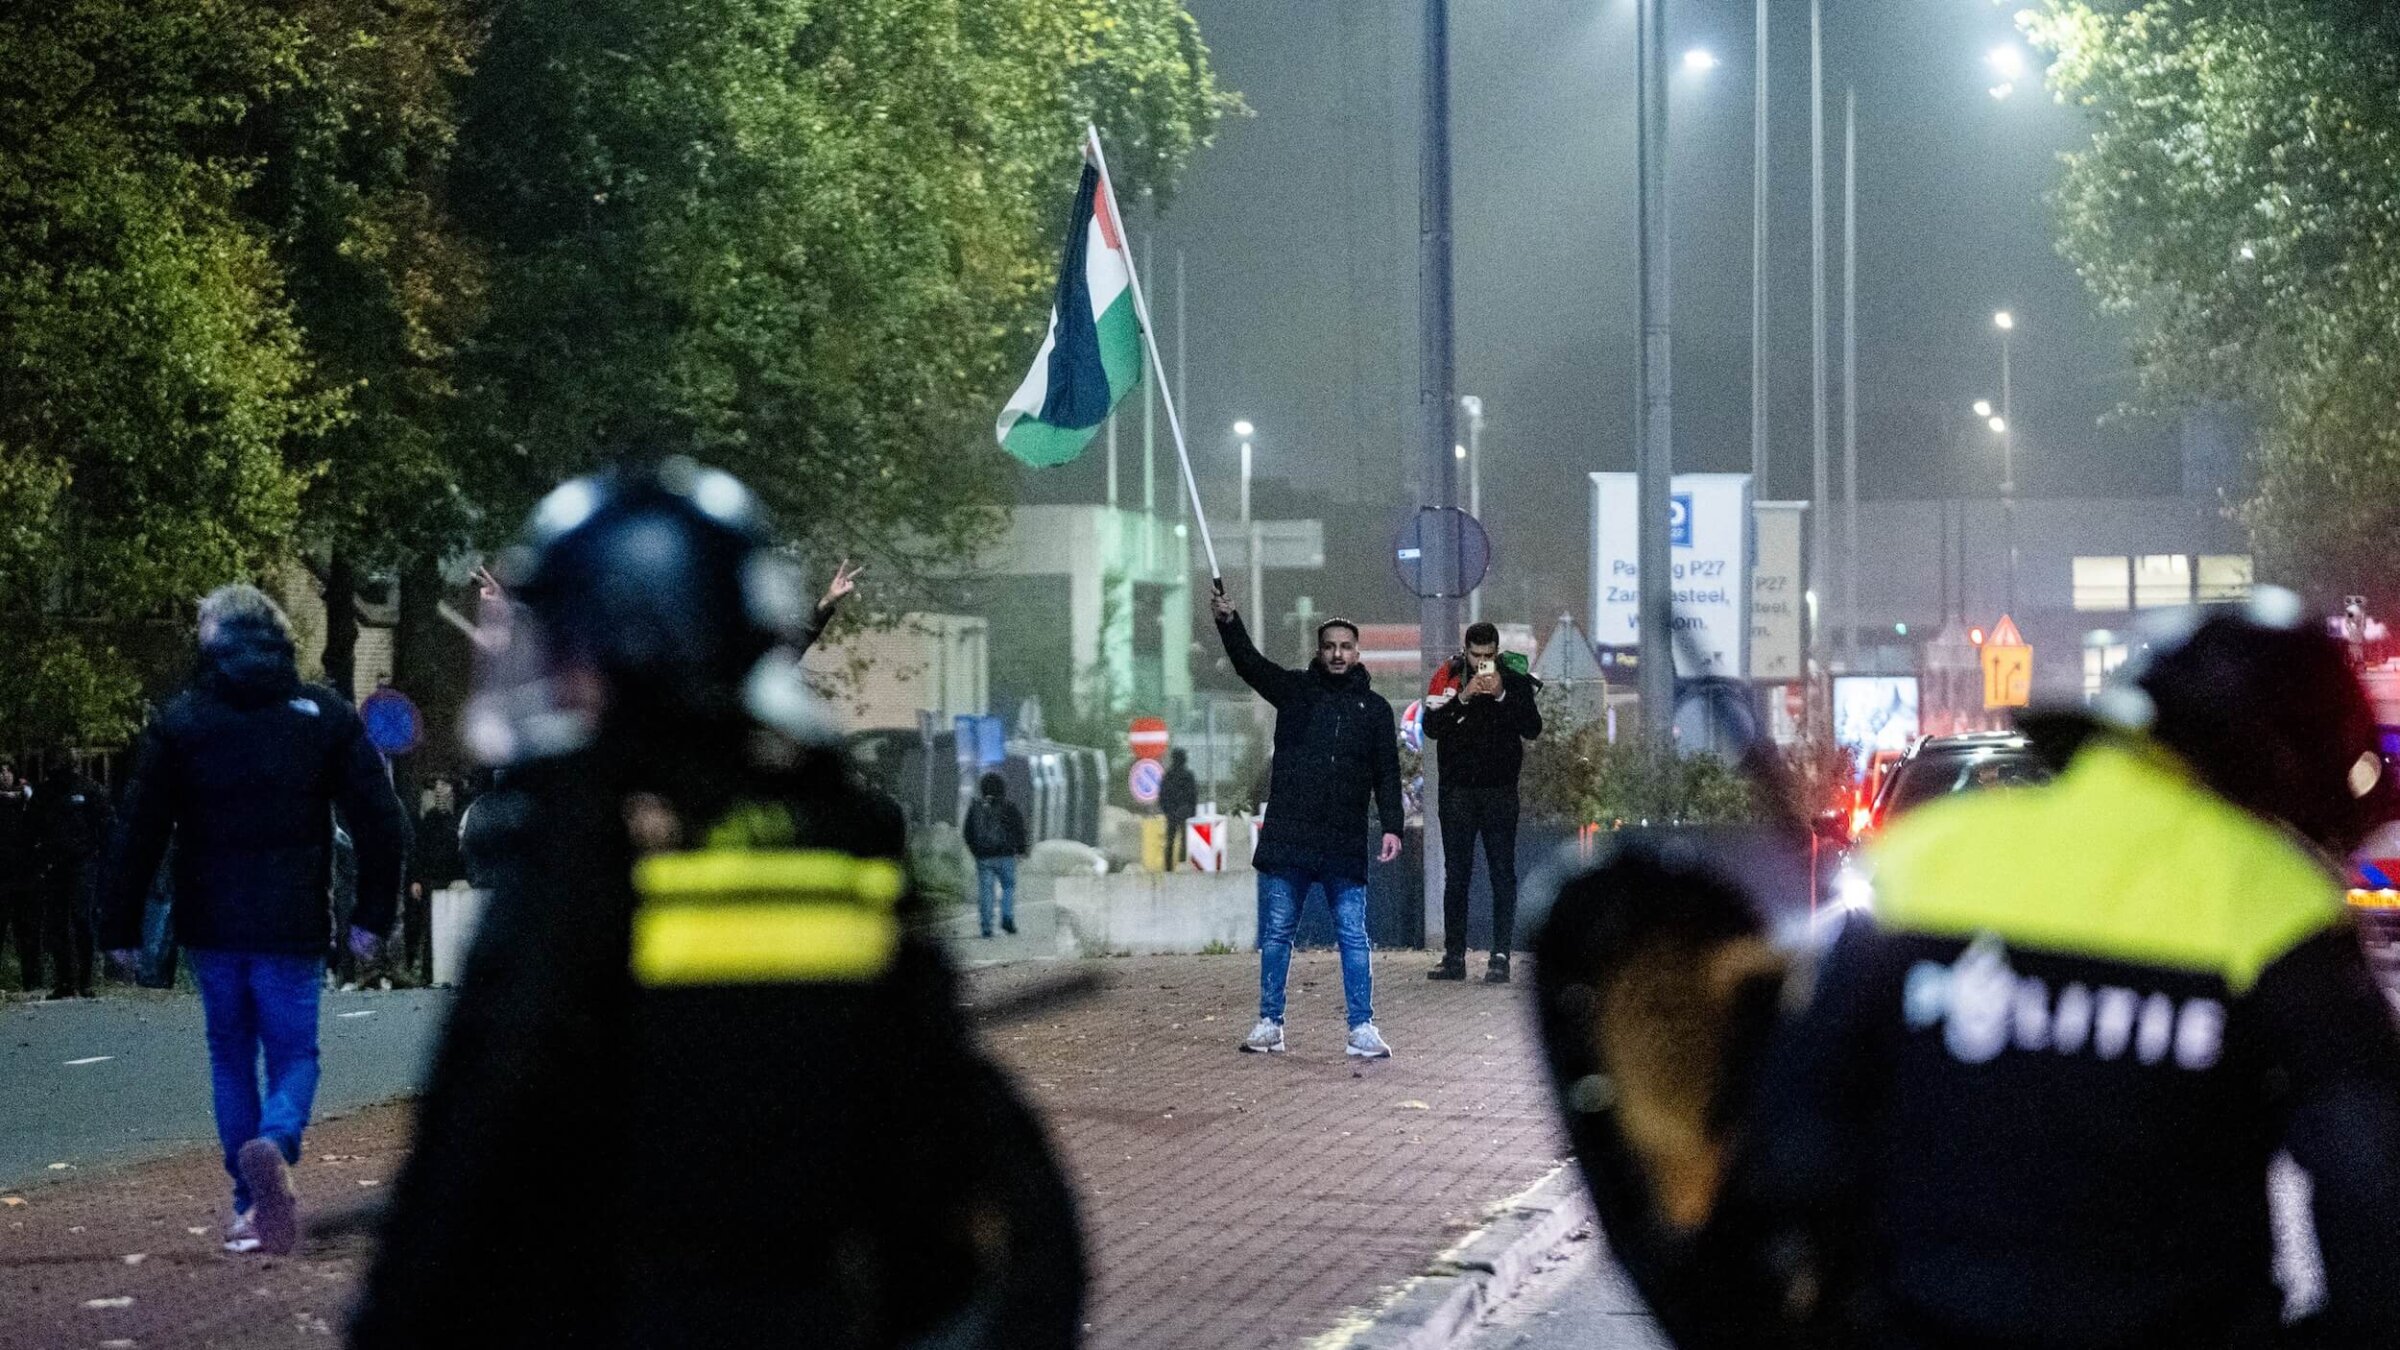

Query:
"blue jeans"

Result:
[[1256, 868, 1374, 1028], [190, 950, 324, 1212], [976, 858, 1017, 935]]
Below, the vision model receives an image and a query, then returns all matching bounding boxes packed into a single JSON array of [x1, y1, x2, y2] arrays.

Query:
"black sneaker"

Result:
[[1428, 958, 1467, 981], [1001, 918, 1017, 935], [1484, 953, 1512, 984]]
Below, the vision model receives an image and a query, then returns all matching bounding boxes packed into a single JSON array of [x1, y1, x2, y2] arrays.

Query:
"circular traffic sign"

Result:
[[1128, 757, 1164, 805], [1128, 715, 1170, 761], [1392, 507, 1492, 600], [360, 687, 422, 756]]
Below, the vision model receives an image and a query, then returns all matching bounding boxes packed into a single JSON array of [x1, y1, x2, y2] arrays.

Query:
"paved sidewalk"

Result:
[[0, 951, 1564, 1350]]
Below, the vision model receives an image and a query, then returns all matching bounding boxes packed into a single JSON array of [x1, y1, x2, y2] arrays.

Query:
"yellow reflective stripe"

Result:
[[632, 902, 898, 985], [632, 850, 906, 908]]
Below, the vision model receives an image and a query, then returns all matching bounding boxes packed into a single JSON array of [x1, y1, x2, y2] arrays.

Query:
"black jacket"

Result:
[[1159, 766, 1199, 820], [964, 797, 1029, 860], [1423, 658, 1543, 790], [0, 785, 33, 887], [413, 805, 464, 887], [34, 767, 113, 875], [99, 614, 408, 954], [352, 747, 1083, 1349], [1216, 613, 1403, 881]]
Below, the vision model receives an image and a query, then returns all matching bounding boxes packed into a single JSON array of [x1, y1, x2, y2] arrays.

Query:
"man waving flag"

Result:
[[995, 150, 1145, 468]]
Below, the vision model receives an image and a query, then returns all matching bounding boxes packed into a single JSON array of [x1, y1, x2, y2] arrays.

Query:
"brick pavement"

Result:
[[0, 951, 1566, 1349]]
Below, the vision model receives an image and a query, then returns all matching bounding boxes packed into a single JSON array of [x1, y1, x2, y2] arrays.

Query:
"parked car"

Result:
[[1864, 731, 2055, 835]]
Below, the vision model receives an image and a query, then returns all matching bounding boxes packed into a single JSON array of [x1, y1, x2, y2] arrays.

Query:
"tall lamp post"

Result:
[[1993, 310, 2017, 614], [1234, 419, 1262, 625]]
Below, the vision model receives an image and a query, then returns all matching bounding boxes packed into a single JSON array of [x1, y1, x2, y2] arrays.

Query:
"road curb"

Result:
[[1314, 1163, 1594, 1350]]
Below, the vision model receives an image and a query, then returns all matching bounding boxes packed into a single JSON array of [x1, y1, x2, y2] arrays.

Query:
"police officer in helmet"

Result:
[[352, 460, 1084, 1348], [1736, 589, 2400, 1348]]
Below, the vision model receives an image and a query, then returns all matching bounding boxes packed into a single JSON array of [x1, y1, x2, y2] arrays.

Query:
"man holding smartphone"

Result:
[[1424, 622, 1542, 983]]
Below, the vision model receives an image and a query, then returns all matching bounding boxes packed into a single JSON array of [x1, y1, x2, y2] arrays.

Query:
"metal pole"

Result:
[[2001, 322, 2016, 614], [1463, 395, 1484, 624], [1176, 250, 1189, 523], [1240, 439, 1252, 524], [1809, 0, 1828, 691], [1636, 0, 1675, 754], [1143, 234, 1158, 518], [1842, 87, 1858, 668], [1106, 409, 1120, 510], [1752, 0, 1770, 493], [1418, 0, 1461, 950]]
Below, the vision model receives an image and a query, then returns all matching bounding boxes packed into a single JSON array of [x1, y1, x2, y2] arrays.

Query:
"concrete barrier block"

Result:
[[1053, 869, 1257, 957]]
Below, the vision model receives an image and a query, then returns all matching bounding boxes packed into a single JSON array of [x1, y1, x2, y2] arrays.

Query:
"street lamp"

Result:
[[1993, 310, 2018, 614], [1234, 421, 1255, 523], [1234, 420, 1262, 625], [1972, 399, 1993, 419], [1682, 47, 1720, 74]]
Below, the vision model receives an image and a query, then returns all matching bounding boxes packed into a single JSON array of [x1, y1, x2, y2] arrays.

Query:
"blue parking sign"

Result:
[[1669, 493, 1693, 548]]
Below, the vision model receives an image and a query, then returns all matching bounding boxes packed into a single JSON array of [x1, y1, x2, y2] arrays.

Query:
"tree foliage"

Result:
[[0, 0, 325, 739], [447, 0, 1235, 592], [0, 0, 1230, 743], [2030, 0, 2400, 599]]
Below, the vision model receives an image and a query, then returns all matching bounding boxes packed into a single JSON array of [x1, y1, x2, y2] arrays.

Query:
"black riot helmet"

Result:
[[464, 459, 827, 765], [2027, 587, 2394, 854]]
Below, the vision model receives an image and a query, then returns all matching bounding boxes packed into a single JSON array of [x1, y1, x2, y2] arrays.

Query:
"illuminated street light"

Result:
[[1453, 443, 1467, 461], [1988, 415, 2008, 434], [1993, 310, 2015, 331], [1232, 419, 1254, 438], [1683, 47, 1720, 74], [1972, 399, 1994, 418], [1988, 44, 2028, 81]]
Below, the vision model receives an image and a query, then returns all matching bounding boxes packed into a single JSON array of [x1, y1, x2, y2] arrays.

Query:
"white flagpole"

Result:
[[1085, 124, 1222, 591]]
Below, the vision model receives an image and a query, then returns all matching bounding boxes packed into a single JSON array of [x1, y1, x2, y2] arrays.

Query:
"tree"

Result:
[[444, 0, 1234, 594], [0, 0, 325, 742], [232, 0, 485, 690], [2030, 0, 2400, 602]]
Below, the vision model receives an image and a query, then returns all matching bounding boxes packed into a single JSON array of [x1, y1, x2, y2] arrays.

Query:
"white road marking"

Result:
[[62, 1056, 114, 1066], [336, 1010, 376, 1019]]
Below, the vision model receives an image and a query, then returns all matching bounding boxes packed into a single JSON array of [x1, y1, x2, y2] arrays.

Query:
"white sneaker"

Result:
[[222, 1210, 261, 1254], [1240, 1017, 1286, 1053], [1346, 1023, 1393, 1059]]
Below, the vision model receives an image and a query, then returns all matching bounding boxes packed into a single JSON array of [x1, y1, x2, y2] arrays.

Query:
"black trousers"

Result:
[[1439, 785, 1520, 960], [39, 862, 97, 995], [1165, 814, 1190, 868]]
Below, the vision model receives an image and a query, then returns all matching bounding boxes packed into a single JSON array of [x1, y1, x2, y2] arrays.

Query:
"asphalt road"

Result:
[[0, 987, 450, 1192]]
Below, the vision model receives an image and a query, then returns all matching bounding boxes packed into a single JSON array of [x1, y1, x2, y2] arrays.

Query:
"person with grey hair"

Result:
[[100, 583, 406, 1256]]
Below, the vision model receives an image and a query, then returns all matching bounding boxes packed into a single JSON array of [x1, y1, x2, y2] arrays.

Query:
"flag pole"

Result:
[[1085, 124, 1223, 593]]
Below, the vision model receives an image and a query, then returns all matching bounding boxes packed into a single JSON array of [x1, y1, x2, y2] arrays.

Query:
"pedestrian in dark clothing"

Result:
[[0, 761, 37, 992], [405, 777, 464, 982], [1211, 594, 1404, 1059], [1159, 748, 1199, 869], [34, 751, 113, 998], [1424, 622, 1543, 984], [99, 584, 407, 1257], [792, 557, 863, 659], [964, 772, 1029, 937]]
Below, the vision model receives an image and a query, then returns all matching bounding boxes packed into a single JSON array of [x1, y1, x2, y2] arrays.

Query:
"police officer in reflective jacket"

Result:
[[351, 461, 1083, 1348], [1745, 591, 2400, 1348]]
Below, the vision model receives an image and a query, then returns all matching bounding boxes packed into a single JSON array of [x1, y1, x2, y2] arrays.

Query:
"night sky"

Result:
[[1017, 0, 2176, 630]]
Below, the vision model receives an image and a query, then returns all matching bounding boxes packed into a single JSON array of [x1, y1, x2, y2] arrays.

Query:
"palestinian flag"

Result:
[[995, 160, 1144, 467]]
